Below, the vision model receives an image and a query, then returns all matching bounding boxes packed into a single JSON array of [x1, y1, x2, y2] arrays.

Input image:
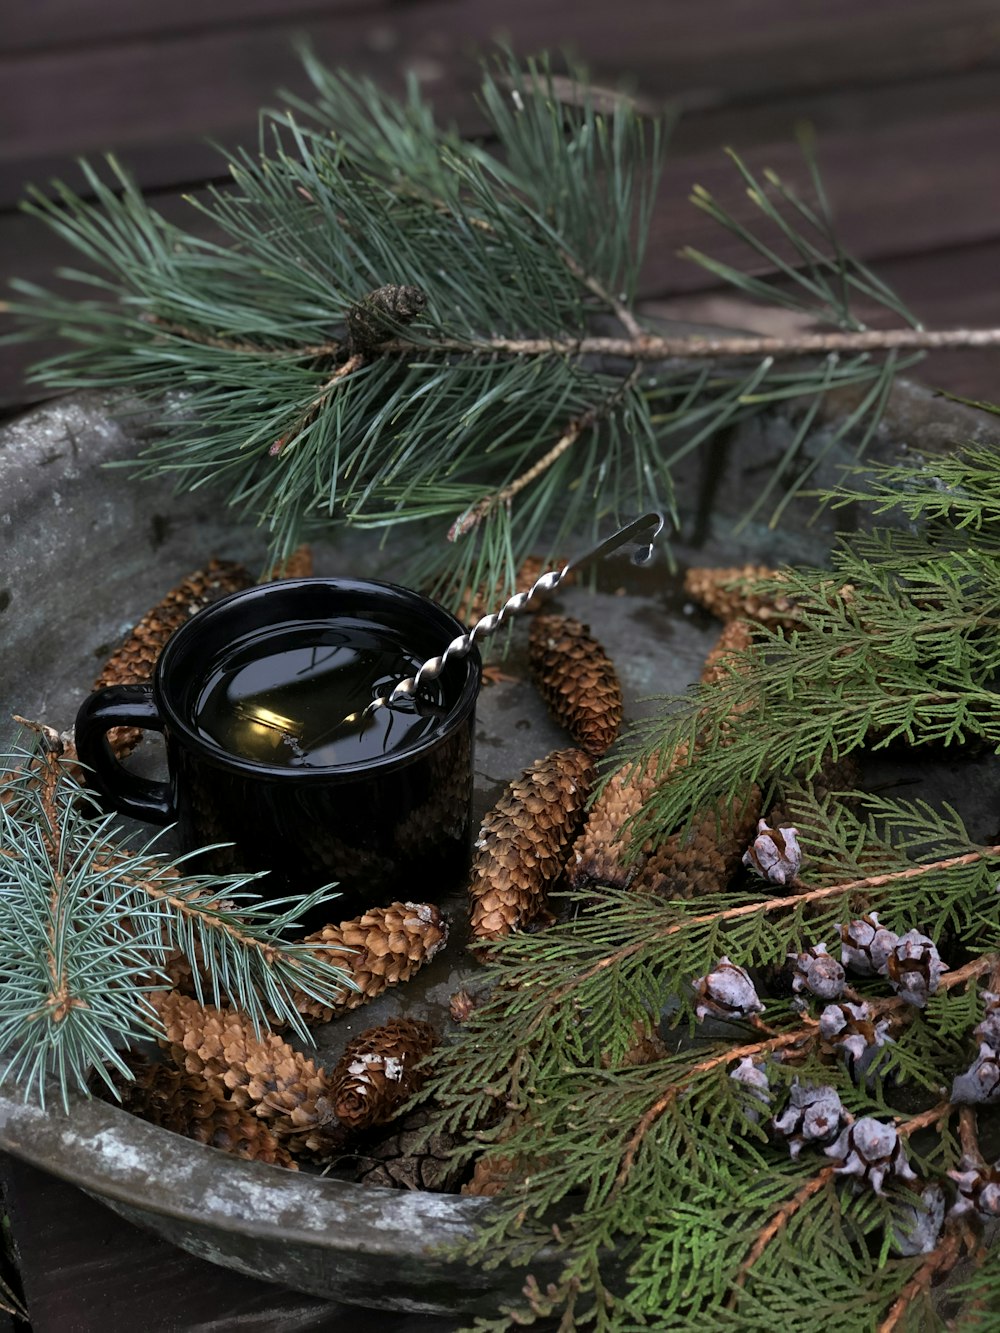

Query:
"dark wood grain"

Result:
[[4, 0, 1000, 207]]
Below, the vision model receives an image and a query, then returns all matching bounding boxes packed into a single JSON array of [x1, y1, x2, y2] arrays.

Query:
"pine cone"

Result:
[[451, 554, 573, 625], [153, 990, 339, 1156], [462, 1150, 525, 1197], [329, 1018, 437, 1131], [291, 902, 448, 1024], [699, 619, 753, 688], [260, 544, 314, 581], [630, 789, 762, 899], [112, 1060, 297, 1168], [468, 748, 596, 945], [601, 1019, 667, 1069], [568, 747, 688, 891], [92, 559, 253, 758], [528, 615, 623, 756], [355, 1106, 466, 1191], [347, 284, 427, 355], [684, 563, 800, 628]]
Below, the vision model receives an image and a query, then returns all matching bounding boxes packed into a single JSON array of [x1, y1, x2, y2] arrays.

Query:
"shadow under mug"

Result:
[[74, 578, 481, 916]]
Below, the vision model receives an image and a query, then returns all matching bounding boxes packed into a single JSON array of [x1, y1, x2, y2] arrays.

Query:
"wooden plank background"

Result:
[[2, 0, 1000, 407], [1, 4, 999, 1326]]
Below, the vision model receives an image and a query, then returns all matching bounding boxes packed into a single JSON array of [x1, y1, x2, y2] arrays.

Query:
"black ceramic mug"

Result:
[[74, 578, 481, 914]]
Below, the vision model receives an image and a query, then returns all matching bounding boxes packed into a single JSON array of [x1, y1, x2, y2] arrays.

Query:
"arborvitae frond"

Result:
[[622, 449, 1000, 849], [0, 737, 353, 1107], [7, 51, 923, 585]]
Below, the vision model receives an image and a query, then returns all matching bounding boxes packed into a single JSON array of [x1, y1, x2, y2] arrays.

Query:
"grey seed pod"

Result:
[[948, 1155, 1000, 1220], [974, 991, 1000, 1050], [692, 956, 765, 1021], [769, 1079, 847, 1159], [891, 1183, 946, 1256], [825, 1116, 918, 1195], [730, 1057, 771, 1124], [742, 819, 801, 886], [950, 1043, 1000, 1105], [838, 912, 899, 977], [886, 929, 948, 1008], [789, 943, 845, 1001], [819, 1001, 894, 1084]]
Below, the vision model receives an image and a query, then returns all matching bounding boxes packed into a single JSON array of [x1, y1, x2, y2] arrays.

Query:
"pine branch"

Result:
[[0, 736, 355, 1107], [7, 49, 975, 583]]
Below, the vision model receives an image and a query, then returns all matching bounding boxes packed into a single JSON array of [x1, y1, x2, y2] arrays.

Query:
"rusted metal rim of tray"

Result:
[[0, 1075, 539, 1315]]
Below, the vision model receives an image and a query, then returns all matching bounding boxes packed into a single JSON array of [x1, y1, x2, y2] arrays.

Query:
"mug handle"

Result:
[[74, 683, 176, 825]]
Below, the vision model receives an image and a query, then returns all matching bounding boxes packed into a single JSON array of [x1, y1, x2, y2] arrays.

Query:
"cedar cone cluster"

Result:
[[291, 902, 448, 1024], [328, 1017, 437, 1131], [468, 747, 596, 945], [91, 558, 253, 758], [528, 614, 623, 756]]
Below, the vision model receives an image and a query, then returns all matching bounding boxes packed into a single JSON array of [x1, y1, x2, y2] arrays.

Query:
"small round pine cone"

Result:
[[92, 559, 253, 758], [291, 902, 448, 1024], [469, 747, 596, 945], [329, 1018, 437, 1132], [355, 1106, 466, 1191], [684, 563, 799, 628], [347, 284, 427, 355], [528, 614, 624, 756], [112, 1060, 297, 1169]]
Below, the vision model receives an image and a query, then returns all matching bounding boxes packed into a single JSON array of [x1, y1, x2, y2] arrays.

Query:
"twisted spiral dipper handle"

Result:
[[380, 511, 665, 711]]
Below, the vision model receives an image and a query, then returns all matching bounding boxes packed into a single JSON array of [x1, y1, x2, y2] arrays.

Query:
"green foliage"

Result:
[[0, 736, 354, 1108], [8, 51, 921, 596], [621, 451, 1000, 852], [412, 448, 1000, 1331]]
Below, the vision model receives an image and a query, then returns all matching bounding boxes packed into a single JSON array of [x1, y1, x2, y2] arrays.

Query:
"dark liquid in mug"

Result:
[[192, 619, 447, 768]]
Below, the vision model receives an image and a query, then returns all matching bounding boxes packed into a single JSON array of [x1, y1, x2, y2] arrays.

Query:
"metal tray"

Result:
[[1, 382, 995, 1314]]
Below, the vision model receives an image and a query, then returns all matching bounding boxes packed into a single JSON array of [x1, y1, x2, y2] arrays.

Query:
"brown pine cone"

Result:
[[684, 563, 800, 628], [355, 1106, 466, 1191], [528, 615, 623, 756], [699, 619, 754, 688], [468, 748, 596, 945], [152, 990, 339, 1156], [568, 746, 688, 891], [601, 1019, 668, 1069], [260, 544, 314, 581], [462, 1151, 524, 1198], [629, 789, 762, 899], [347, 284, 427, 355], [452, 554, 574, 625], [291, 902, 448, 1024], [112, 1060, 297, 1169], [329, 1018, 437, 1132], [92, 559, 253, 758]]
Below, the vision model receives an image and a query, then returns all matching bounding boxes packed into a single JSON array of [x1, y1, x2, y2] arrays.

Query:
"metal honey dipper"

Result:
[[343, 510, 665, 732]]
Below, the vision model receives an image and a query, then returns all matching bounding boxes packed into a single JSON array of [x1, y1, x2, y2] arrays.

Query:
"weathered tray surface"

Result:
[[1, 382, 998, 1314]]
